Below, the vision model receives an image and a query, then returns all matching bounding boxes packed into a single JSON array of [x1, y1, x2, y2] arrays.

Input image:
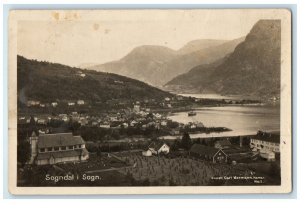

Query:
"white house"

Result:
[[153, 113, 162, 119], [250, 131, 280, 153], [51, 102, 58, 107], [68, 102, 75, 106], [148, 141, 170, 155], [100, 122, 110, 128], [250, 131, 280, 161], [122, 123, 129, 128], [142, 149, 152, 157], [160, 120, 167, 126], [27, 100, 40, 107], [77, 100, 85, 105], [37, 119, 47, 125], [164, 97, 171, 102]]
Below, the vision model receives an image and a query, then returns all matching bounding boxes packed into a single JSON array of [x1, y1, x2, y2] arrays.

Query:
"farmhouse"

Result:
[[29, 132, 89, 165], [148, 141, 170, 155], [250, 131, 280, 161], [250, 131, 280, 152], [189, 144, 228, 163]]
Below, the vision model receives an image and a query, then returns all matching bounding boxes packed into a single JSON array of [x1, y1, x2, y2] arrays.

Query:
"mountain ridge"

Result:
[[165, 20, 281, 98], [88, 38, 245, 87], [17, 55, 173, 105]]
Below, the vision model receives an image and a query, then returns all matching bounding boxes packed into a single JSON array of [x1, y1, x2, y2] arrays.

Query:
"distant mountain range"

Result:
[[165, 20, 281, 98], [17, 56, 172, 104], [88, 38, 244, 87], [18, 19, 280, 103]]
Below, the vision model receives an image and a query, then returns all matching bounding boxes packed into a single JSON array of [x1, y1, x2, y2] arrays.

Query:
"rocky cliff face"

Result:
[[165, 20, 281, 98]]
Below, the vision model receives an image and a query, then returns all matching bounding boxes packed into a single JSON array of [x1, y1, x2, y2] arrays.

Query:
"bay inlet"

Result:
[[161, 94, 280, 140]]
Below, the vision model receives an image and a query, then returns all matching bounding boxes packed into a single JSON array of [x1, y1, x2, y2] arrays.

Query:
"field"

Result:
[[115, 151, 238, 186], [18, 150, 280, 186]]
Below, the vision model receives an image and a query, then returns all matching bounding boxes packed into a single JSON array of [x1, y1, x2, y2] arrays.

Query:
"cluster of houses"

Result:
[[20, 101, 178, 131], [76, 71, 86, 78], [141, 131, 280, 163], [25, 127, 280, 166], [26, 100, 85, 108]]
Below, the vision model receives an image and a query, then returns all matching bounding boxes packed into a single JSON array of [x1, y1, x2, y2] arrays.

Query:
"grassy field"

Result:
[[115, 152, 236, 186]]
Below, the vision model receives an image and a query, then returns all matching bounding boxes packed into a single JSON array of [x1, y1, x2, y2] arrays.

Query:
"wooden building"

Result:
[[30, 132, 89, 165], [189, 144, 228, 163], [148, 141, 170, 155]]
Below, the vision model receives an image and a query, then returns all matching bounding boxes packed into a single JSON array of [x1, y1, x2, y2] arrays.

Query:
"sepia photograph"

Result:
[[8, 9, 292, 195]]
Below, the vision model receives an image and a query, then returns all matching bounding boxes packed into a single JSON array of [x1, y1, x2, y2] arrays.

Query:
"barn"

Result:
[[189, 144, 228, 163]]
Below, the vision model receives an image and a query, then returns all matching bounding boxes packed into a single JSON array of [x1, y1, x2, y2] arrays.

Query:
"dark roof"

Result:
[[36, 148, 88, 160], [37, 133, 85, 148], [252, 131, 280, 143], [148, 141, 168, 151], [189, 144, 221, 156]]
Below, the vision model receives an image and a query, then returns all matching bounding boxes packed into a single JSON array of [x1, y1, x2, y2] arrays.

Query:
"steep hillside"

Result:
[[90, 38, 244, 87], [165, 20, 281, 98], [17, 56, 172, 104]]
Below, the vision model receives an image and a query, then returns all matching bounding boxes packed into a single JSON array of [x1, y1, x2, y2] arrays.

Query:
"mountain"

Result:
[[89, 38, 244, 87], [94, 45, 178, 87], [17, 56, 172, 105], [177, 39, 228, 55], [165, 20, 281, 98]]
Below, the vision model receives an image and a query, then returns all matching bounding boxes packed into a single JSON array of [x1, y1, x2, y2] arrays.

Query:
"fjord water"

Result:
[[178, 93, 259, 100], [166, 105, 280, 139]]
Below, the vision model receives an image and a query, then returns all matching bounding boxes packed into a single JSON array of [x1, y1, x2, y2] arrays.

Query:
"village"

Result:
[[17, 96, 281, 187]]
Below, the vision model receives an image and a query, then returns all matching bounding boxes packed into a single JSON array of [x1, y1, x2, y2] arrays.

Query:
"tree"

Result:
[[69, 121, 81, 134], [171, 139, 181, 151], [17, 140, 31, 166], [181, 132, 192, 150]]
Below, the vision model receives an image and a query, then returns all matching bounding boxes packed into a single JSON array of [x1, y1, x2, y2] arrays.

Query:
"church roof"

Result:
[[37, 133, 85, 148]]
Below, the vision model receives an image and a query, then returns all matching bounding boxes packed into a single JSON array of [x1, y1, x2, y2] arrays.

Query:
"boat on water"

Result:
[[188, 111, 197, 116]]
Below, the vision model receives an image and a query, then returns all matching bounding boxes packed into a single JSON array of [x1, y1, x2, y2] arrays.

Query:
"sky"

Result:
[[17, 10, 280, 67]]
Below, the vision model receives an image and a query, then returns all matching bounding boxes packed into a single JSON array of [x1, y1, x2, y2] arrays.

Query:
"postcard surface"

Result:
[[8, 9, 292, 195]]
